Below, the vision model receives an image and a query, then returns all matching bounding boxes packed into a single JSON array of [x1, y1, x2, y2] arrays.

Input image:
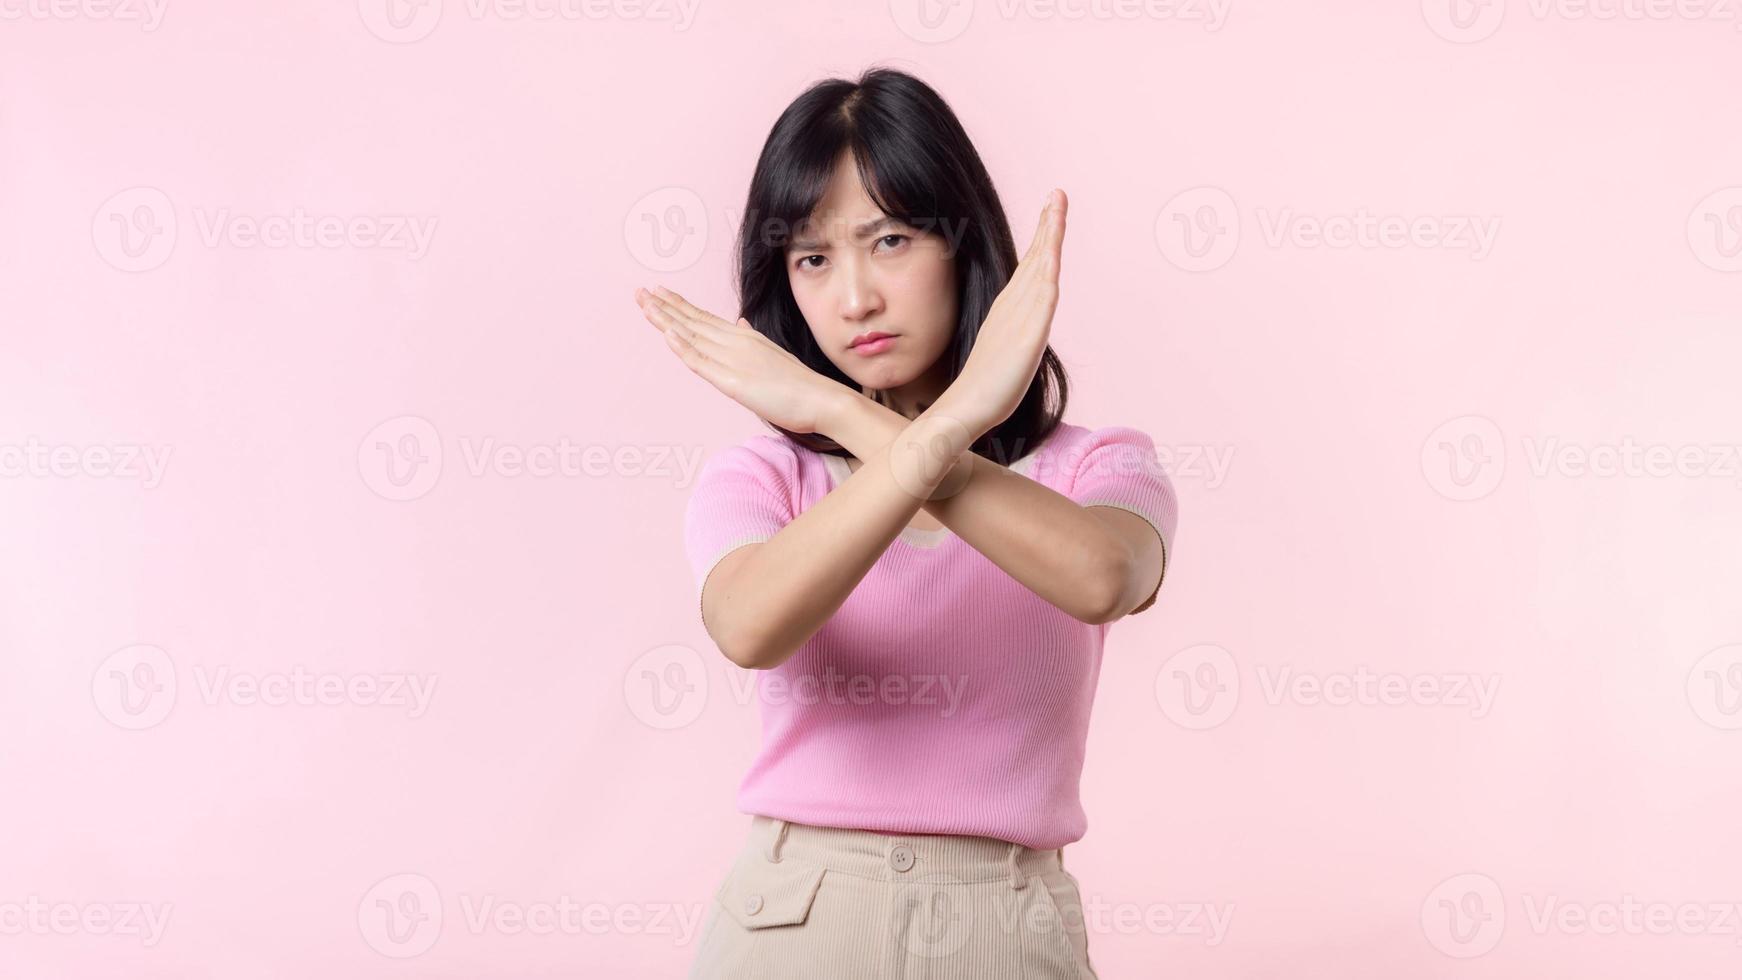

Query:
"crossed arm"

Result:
[[700, 390, 1166, 671], [826, 392, 1166, 621], [644, 190, 1163, 670]]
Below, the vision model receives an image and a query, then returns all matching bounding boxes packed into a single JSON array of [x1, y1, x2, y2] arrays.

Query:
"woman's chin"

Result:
[[849, 368, 916, 393]]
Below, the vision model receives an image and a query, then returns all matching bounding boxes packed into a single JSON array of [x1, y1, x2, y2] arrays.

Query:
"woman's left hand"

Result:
[[634, 285, 846, 435], [936, 189, 1067, 440]]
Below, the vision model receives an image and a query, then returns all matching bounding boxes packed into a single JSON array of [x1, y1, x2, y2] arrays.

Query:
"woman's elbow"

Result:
[[1076, 551, 1138, 626], [709, 616, 792, 671]]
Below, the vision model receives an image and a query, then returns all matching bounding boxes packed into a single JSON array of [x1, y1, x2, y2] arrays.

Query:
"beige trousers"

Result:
[[687, 814, 1100, 979]]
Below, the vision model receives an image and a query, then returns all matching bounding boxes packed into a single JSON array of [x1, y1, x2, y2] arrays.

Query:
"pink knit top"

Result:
[[682, 420, 1178, 850]]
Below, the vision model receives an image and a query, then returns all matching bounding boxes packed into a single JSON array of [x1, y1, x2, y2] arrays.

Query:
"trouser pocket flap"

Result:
[[717, 853, 826, 930]]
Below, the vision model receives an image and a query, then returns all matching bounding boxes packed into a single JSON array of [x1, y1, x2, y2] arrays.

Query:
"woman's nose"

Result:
[[839, 266, 884, 321]]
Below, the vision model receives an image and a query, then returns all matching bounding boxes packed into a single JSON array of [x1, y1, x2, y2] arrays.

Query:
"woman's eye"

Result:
[[794, 236, 906, 270]]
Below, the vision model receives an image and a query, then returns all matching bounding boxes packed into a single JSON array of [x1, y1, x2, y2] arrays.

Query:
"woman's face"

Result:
[[785, 151, 958, 413]]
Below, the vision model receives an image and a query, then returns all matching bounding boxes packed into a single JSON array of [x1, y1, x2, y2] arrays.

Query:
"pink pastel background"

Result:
[[3, 0, 1740, 977]]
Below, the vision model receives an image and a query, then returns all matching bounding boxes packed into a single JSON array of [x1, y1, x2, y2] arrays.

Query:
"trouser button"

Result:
[[889, 843, 915, 872]]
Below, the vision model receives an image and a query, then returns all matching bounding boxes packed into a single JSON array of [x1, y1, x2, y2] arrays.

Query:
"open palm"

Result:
[[634, 285, 843, 434], [946, 189, 1067, 438]]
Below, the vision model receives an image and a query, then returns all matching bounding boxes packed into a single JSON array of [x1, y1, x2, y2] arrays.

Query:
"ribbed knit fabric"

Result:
[[682, 421, 1179, 850]]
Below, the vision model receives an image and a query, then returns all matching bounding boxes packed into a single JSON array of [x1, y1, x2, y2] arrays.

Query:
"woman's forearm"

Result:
[[818, 393, 1136, 624], [703, 398, 980, 671]]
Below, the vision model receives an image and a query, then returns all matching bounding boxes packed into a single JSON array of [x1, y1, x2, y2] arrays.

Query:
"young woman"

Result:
[[634, 67, 1177, 980]]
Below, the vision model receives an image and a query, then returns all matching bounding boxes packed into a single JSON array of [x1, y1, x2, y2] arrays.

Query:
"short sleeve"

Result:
[[1065, 426, 1179, 615], [683, 436, 800, 616]]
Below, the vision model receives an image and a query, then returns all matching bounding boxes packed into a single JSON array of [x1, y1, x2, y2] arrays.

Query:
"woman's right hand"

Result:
[[635, 285, 847, 435], [936, 189, 1068, 440]]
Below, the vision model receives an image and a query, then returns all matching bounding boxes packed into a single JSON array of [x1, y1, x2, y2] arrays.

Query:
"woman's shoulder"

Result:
[[698, 431, 803, 478], [1032, 419, 1162, 463], [692, 431, 830, 505], [729, 430, 806, 461], [1050, 418, 1160, 442]]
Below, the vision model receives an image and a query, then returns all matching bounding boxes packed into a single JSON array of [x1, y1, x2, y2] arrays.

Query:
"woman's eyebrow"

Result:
[[791, 215, 908, 250]]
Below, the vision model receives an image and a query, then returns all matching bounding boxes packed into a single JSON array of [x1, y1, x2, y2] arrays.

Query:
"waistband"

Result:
[[747, 814, 1065, 890]]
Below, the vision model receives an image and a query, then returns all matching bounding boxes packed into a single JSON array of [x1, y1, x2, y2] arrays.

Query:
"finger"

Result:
[[634, 287, 679, 335], [662, 321, 745, 398], [638, 288, 727, 345], [661, 316, 719, 369], [1012, 192, 1064, 289], [639, 292, 721, 352], [1040, 191, 1066, 283], [1019, 195, 1048, 267], [1019, 189, 1061, 266], [653, 285, 735, 331]]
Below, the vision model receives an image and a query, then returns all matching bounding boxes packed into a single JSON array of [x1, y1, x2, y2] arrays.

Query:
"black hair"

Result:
[[733, 65, 1069, 465]]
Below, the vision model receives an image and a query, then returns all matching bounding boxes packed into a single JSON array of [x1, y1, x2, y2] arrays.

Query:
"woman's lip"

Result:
[[850, 336, 896, 355]]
